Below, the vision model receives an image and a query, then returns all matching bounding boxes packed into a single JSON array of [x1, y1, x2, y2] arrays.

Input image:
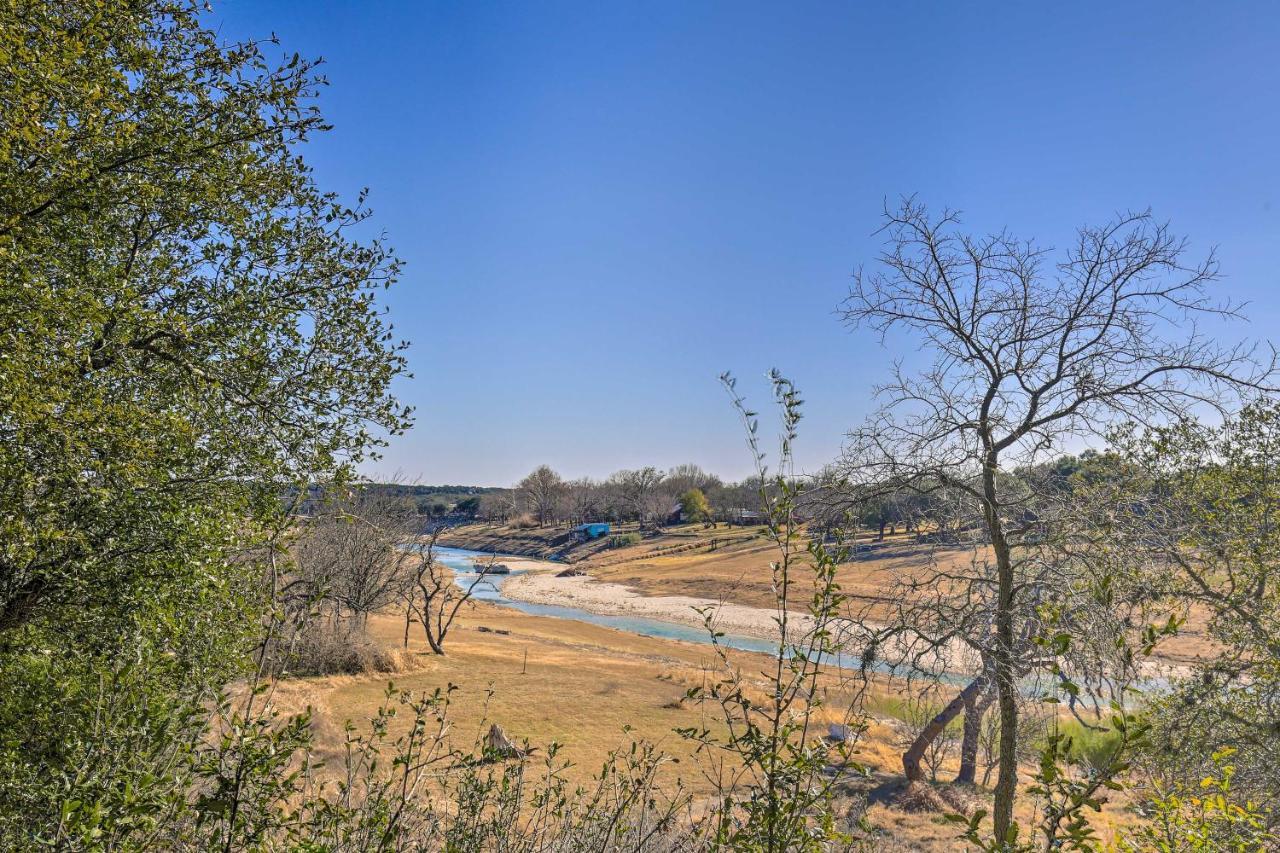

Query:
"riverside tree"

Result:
[[609, 466, 667, 527], [291, 485, 421, 628], [838, 199, 1271, 843], [517, 464, 566, 526], [0, 0, 409, 837], [564, 477, 603, 524], [404, 527, 500, 655]]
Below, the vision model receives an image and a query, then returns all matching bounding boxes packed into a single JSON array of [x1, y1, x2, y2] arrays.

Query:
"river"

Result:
[[435, 546, 1173, 693], [435, 545, 862, 664]]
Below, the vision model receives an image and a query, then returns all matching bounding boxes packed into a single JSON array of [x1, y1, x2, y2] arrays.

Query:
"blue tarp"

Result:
[[573, 522, 611, 538]]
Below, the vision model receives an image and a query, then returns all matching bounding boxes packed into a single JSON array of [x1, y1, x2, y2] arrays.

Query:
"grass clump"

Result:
[[610, 532, 643, 548]]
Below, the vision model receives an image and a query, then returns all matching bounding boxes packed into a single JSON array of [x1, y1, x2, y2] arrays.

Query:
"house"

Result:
[[729, 509, 766, 526], [571, 522, 611, 541]]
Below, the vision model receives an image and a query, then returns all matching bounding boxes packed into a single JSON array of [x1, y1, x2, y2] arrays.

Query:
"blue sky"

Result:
[[212, 1, 1280, 485]]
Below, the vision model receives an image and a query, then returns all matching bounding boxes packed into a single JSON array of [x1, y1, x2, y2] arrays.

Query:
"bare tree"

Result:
[[838, 199, 1271, 838], [609, 467, 665, 528], [708, 477, 763, 524], [293, 484, 419, 627], [867, 462, 1169, 792], [478, 489, 515, 523], [403, 527, 498, 655], [564, 477, 602, 524], [517, 465, 565, 526], [663, 463, 722, 496]]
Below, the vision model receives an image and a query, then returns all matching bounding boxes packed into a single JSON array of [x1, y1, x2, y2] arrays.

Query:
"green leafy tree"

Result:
[[0, 0, 409, 839], [679, 487, 711, 524]]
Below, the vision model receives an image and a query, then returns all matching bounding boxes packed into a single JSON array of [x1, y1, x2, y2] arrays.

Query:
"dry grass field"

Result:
[[274, 590, 1141, 850]]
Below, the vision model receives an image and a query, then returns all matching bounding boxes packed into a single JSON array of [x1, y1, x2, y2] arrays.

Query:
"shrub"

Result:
[[610, 532, 643, 548], [265, 620, 414, 677], [1122, 748, 1276, 852], [510, 513, 539, 529]]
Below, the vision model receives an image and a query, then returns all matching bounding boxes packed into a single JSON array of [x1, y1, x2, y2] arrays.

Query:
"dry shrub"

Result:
[[267, 619, 416, 677], [510, 513, 539, 529], [935, 782, 983, 815], [886, 779, 981, 816], [891, 781, 951, 813]]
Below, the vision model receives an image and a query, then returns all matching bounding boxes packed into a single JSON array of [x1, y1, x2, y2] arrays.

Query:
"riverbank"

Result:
[[434, 527, 564, 559], [438, 546, 812, 647], [443, 524, 1216, 675], [501, 564, 815, 645], [479, 554, 1193, 686]]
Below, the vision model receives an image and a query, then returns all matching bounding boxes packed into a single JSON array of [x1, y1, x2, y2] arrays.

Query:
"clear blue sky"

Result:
[[212, 1, 1280, 486]]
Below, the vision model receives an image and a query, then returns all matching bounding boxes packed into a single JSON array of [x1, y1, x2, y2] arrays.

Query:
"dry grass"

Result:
[[397, 522, 1182, 847], [267, 620, 419, 677], [277, 593, 1147, 851]]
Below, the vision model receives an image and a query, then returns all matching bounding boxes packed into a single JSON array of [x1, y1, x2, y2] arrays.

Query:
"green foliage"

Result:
[[1, 0, 410, 638], [454, 495, 483, 516], [0, 0, 408, 839], [1104, 404, 1280, 808], [1054, 720, 1125, 776], [679, 488, 712, 524], [610, 532, 643, 548], [952, 704, 1148, 853], [1121, 749, 1276, 852]]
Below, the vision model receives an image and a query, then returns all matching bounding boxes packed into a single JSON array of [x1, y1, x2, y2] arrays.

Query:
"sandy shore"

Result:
[[478, 555, 1191, 685], [499, 561, 813, 644]]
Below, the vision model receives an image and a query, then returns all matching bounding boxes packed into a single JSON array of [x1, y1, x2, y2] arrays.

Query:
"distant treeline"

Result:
[[289, 483, 502, 519], [365, 484, 501, 496]]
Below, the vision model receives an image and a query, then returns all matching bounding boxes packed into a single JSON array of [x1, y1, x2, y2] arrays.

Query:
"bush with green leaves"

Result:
[[610, 532, 644, 548], [1097, 404, 1280, 814], [675, 373, 873, 851], [1122, 749, 1276, 852]]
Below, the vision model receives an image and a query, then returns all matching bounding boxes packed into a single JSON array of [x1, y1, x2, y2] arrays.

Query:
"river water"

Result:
[[436, 546, 836, 661], [434, 546, 1173, 695]]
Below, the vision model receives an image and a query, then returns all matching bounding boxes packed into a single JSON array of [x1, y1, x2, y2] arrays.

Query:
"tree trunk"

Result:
[[485, 724, 526, 758], [957, 684, 995, 785], [983, 452, 1019, 844], [423, 621, 445, 655], [902, 675, 989, 782]]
